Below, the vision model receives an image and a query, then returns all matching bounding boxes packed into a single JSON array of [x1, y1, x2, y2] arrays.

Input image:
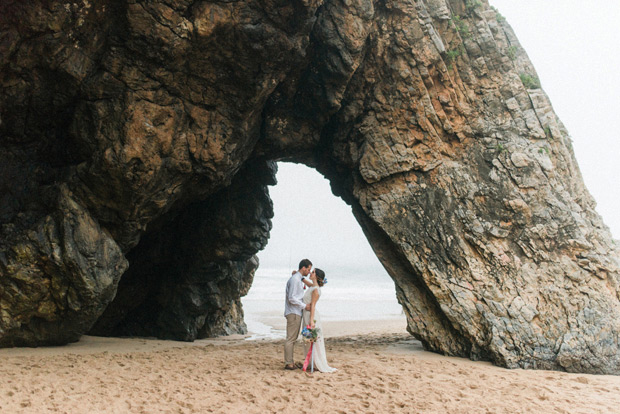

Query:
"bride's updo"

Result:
[[315, 268, 326, 287]]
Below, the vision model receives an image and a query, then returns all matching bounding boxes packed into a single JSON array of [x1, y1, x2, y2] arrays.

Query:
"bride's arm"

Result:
[[309, 290, 319, 328], [301, 277, 314, 287]]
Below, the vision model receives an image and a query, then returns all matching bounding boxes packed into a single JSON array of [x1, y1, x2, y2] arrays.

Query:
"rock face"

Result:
[[1, 0, 619, 373], [90, 162, 275, 340]]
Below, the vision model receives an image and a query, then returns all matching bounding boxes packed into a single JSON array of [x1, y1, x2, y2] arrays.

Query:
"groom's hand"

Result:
[[305, 304, 311, 311]]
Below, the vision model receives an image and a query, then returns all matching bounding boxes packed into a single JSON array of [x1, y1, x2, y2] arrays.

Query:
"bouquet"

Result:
[[301, 324, 320, 342]]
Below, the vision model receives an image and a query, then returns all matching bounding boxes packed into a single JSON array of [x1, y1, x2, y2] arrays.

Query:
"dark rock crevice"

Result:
[[90, 160, 275, 340]]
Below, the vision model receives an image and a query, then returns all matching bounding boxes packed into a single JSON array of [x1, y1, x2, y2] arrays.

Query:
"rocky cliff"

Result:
[[1, 0, 619, 374]]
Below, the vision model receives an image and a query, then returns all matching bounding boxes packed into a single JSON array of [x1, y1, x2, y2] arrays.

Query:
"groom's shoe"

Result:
[[284, 364, 296, 370], [294, 362, 303, 369]]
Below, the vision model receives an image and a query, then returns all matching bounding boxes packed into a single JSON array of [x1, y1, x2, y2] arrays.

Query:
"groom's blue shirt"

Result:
[[284, 271, 306, 316]]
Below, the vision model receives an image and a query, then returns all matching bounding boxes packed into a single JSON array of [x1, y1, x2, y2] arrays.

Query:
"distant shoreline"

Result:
[[244, 310, 408, 341]]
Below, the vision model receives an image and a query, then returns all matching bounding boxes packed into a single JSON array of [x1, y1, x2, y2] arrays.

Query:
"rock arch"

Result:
[[1, 0, 619, 374]]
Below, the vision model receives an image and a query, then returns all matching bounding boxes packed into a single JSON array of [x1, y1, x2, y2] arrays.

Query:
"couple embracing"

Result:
[[284, 259, 337, 373]]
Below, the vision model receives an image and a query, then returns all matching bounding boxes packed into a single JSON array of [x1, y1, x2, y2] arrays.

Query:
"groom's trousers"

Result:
[[284, 313, 302, 365]]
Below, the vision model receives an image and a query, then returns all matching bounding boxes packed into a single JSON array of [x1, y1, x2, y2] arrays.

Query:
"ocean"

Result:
[[241, 267, 405, 340]]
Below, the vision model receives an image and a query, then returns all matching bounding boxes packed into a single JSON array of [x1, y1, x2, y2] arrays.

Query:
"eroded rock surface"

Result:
[[1, 0, 619, 373], [90, 161, 275, 340]]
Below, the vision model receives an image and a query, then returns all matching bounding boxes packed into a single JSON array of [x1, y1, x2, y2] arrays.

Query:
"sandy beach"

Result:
[[1, 319, 619, 414]]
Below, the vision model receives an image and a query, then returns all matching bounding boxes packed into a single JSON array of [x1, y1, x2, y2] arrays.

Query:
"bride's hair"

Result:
[[315, 268, 326, 287]]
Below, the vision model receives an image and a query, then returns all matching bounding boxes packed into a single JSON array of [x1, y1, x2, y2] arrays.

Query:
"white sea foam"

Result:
[[242, 267, 404, 340]]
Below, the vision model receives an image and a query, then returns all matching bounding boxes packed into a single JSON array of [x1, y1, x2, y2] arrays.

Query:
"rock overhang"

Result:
[[1, 0, 619, 374]]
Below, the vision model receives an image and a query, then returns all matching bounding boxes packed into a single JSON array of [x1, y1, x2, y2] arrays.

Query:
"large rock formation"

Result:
[[1, 0, 619, 373]]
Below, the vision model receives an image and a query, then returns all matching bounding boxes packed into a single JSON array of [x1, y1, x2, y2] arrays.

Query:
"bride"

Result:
[[301, 268, 337, 373]]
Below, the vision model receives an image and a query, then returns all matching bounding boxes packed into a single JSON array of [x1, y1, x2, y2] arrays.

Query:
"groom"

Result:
[[284, 258, 313, 370]]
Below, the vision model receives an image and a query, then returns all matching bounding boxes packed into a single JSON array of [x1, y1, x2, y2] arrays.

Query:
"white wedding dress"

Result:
[[302, 286, 337, 373]]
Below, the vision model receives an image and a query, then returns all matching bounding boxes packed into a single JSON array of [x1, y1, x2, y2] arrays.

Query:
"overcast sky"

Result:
[[257, 1, 620, 274]]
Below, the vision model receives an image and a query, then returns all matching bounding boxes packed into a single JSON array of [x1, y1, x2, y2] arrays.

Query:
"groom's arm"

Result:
[[286, 279, 307, 312], [287, 292, 305, 311]]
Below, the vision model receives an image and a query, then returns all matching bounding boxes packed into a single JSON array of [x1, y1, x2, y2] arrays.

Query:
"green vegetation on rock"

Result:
[[520, 73, 541, 89]]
